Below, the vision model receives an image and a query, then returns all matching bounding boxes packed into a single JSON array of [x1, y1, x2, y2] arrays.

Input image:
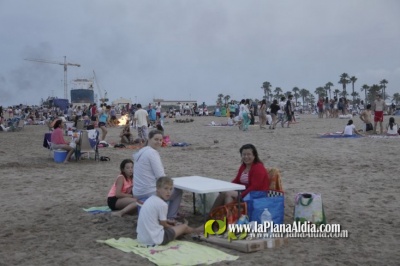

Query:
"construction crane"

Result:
[[93, 70, 108, 104], [24, 56, 81, 99]]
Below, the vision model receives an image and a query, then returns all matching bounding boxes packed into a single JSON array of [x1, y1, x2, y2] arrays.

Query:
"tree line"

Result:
[[216, 73, 399, 107]]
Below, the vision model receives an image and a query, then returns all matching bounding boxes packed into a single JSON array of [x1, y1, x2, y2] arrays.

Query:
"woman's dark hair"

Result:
[[120, 159, 133, 180], [273, 99, 278, 105], [347, 119, 353, 125], [261, 99, 266, 105], [389, 117, 395, 130], [156, 124, 164, 132], [53, 119, 62, 129], [280, 96, 286, 101], [240, 99, 245, 104], [239, 144, 261, 164]]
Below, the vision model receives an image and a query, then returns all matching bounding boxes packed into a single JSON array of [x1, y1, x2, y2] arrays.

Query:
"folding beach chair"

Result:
[[76, 129, 99, 161]]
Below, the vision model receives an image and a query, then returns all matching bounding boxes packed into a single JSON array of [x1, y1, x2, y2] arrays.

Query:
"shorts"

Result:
[[374, 111, 383, 122], [161, 227, 176, 245], [107, 196, 118, 211], [156, 112, 161, 119], [98, 122, 106, 127], [366, 123, 373, 132]]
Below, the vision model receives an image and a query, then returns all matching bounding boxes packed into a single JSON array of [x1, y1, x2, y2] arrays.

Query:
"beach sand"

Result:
[[0, 114, 399, 265]]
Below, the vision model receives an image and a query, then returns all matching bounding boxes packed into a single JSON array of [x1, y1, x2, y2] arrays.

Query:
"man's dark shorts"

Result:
[[366, 123, 373, 132]]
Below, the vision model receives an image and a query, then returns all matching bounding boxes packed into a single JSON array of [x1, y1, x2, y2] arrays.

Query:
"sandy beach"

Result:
[[0, 114, 399, 265]]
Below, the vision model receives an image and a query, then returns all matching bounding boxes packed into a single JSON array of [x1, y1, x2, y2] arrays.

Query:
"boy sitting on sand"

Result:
[[137, 177, 202, 246]]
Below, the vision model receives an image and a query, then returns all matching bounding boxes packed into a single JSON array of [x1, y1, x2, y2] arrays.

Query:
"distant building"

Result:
[[153, 99, 197, 107]]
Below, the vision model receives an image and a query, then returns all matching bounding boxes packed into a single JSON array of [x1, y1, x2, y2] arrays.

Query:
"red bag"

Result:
[[209, 202, 247, 224]]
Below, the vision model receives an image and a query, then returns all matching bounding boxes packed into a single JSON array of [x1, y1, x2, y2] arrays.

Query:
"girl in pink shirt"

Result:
[[107, 159, 138, 217]]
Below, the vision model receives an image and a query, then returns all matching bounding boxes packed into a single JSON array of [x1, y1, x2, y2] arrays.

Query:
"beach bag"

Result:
[[294, 192, 326, 225], [209, 202, 247, 224], [243, 190, 284, 224]]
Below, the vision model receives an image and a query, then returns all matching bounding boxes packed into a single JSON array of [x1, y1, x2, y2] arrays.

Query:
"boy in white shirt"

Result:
[[137, 177, 201, 246]]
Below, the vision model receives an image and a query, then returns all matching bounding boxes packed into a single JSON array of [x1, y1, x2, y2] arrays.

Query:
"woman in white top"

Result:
[[386, 117, 399, 136], [342, 120, 363, 136], [133, 129, 182, 219]]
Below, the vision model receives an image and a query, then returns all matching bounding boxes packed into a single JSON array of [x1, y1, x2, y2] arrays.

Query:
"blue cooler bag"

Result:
[[243, 190, 284, 224]]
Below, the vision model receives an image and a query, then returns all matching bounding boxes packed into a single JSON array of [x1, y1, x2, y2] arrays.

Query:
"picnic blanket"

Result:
[[83, 206, 111, 214], [368, 135, 400, 139], [319, 132, 362, 138], [97, 237, 238, 266]]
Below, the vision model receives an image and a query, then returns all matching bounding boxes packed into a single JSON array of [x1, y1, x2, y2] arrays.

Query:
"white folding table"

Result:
[[172, 176, 246, 220]]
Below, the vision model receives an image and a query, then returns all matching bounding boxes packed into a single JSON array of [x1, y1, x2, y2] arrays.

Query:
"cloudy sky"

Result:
[[1, 0, 399, 106]]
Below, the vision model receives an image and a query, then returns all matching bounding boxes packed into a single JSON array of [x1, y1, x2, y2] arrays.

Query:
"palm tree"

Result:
[[350, 76, 357, 104], [338, 73, 350, 95], [333, 89, 341, 99], [380, 79, 388, 101], [262, 82, 272, 102], [292, 87, 300, 104], [299, 88, 310, 108], [325, 82, 333, 99], [314, 87, 326, 98], [217, 93, 224, 105], [361, 84, 369, 104], [367, 84, 382, 103], [392, 93, 400, 105], [274, 87, 283, 98], [223, 95, 230, 106]]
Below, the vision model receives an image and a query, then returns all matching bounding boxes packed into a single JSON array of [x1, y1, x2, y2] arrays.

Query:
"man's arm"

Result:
[[359, 111, 365, 123]]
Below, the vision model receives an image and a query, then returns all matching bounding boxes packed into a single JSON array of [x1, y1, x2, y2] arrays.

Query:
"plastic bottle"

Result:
[[260, 208, 274, 248]]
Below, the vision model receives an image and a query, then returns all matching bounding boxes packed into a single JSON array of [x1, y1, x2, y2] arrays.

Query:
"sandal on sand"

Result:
[[100, 156, 111, 161]]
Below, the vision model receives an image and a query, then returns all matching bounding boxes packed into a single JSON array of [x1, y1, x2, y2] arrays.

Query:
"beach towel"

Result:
[[171, 142, 191, 147], [368, 135, 400, 139], [83, 206, 111, 214], [319, 133, 362, 138], [97, 237, 238, 266]]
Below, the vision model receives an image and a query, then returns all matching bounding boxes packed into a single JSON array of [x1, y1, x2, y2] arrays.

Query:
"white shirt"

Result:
[[344, 124, 355, 135], [137, 195, 168, 245], [156, 104, 161, 113], [133, 146, 165, 197], [278, 101, 286, 114], [387, 124, 398, 135], [134, 109, 148, 127]]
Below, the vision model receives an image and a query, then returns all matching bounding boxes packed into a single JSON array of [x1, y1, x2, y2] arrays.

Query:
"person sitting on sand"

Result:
[[210, 144, 269, 212], [120, 123, 134, 144], [342, 119, 363, 136], [385, 117, 399, 136], [133, 130, 182, 220], [51, 120, 79, 163], [107, 159, 138, 217], [137, 177, 202, 246]]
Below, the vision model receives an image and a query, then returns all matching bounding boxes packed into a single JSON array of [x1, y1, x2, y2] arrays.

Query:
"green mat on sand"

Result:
[[97, 237, 238, 266]]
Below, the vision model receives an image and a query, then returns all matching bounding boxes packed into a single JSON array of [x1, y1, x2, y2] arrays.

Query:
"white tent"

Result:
[[112, 97, 132, 106]]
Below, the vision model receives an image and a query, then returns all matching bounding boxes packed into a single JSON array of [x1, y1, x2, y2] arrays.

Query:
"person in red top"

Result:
[[51, 119, 78, 163], [210, 144, 269, 211]]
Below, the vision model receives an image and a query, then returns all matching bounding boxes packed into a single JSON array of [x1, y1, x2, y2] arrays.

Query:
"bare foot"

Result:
[[111, 211, 123, 217]]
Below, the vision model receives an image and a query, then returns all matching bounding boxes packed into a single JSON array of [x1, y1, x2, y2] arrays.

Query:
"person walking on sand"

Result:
[[373, 94, 386, 134], [359, 104, 373, 134], [134, 104, 149, 142]]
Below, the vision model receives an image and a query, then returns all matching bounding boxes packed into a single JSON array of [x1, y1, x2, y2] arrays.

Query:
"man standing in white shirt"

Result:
[[134, 104, 150, 142]]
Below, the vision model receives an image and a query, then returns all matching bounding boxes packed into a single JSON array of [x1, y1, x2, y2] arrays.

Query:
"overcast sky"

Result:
[[1, 0, 399, 106]]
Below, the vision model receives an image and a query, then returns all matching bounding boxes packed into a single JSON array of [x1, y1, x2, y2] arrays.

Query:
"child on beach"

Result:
[[342, 120, 363, 136], [386, 117, 399, 136], [137, 177, 201, 246], [107, 159, 138, 217]]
